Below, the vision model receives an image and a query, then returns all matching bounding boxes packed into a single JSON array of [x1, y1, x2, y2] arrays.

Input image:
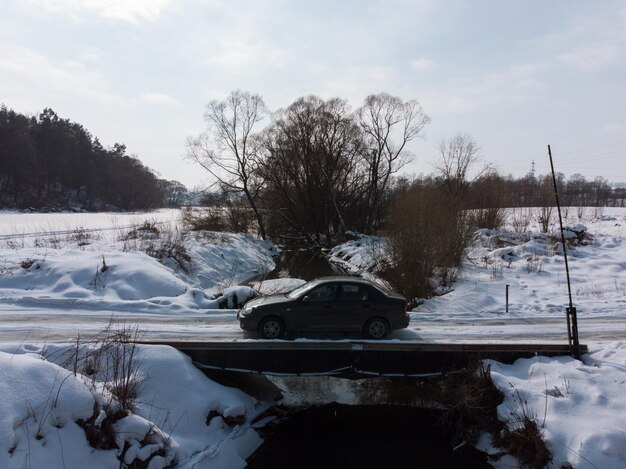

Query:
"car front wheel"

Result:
[[259, 317, 285, 339], [364, 317, 389, 339]]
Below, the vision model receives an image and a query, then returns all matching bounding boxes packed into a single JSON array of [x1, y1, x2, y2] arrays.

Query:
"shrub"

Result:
[[181, 206, 227, 231], [511, 207, 533, 233], [379, 187, 472, 305], [469, 207, 506, 230]]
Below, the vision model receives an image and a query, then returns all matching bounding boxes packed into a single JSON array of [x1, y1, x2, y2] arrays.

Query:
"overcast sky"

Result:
[[2, 0, 625, 188]]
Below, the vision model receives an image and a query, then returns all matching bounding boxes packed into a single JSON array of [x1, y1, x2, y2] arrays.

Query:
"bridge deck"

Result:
[[146, 341, 587, 378]]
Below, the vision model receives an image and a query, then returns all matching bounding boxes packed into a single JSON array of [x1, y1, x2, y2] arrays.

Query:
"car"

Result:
[[237, 276, 409, 339]]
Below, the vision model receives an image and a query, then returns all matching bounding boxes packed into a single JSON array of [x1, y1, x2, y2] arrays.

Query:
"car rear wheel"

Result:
[[259, 317, 285, 339], [364, 317, 389, 339]]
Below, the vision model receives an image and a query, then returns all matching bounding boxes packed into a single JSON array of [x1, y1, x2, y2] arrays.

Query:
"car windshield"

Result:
[[287, 280, 320, 299]]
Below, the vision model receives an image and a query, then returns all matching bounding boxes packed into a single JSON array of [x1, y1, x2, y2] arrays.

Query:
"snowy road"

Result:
[[1, 306, 625, 343]]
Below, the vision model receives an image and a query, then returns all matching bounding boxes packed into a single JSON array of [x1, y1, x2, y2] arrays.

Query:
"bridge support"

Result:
[[149, 341, 587, 379]]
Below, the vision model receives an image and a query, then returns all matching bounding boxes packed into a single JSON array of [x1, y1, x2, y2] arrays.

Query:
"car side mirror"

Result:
[[302, 295, 310, 304]]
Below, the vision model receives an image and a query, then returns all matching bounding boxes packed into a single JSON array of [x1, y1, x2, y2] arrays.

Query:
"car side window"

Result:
[[339, 284, 368, 301], [307, 283, 337, 302]]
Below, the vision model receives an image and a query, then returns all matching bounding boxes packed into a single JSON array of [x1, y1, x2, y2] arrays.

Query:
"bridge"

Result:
[[150, 341, 586, 379]]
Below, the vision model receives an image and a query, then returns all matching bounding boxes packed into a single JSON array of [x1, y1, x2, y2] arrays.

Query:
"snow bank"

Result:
[[0, 249, 188, 301], [0, 232, 275, 314], [329, 234, 386, 276], [485, 342, 626, 468], [0, 343, 267, 469], [0, 350, 118, 468]]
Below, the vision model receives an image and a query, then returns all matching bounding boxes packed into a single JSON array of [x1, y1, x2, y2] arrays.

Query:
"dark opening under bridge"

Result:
[[148, 341, 587, 379]]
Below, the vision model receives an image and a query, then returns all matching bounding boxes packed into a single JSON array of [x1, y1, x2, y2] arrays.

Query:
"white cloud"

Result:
[[420, 61, 546, 116], [205, 39, 293, 71], [315, 66, 395, 104], [140, 93, 179, 106], [25, 0, 171, 23], [603, 123, 626, 133], [422, 93, 473, 114], [558, 43, 622, 71], [409, 58, 435, 71], [531, 7, 625, 72], [0, 44, 118, 104]]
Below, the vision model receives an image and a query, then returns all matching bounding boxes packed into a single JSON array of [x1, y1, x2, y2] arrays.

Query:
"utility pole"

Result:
[[548, 145, 580, 359]]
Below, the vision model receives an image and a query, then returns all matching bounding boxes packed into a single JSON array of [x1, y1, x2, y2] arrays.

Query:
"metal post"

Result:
[[506, 284, 509, 313], [548, 145, 581, 359]]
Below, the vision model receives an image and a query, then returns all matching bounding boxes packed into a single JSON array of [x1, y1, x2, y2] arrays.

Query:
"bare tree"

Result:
[[356, 93, 430, 232], [186, 90, 268, 238], [537, 175, 554, 233], [434, 133, 489, 201], [259, 95, 364, 244]]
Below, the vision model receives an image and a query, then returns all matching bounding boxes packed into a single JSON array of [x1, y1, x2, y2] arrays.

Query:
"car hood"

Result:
[[244, 294, 291, 309]]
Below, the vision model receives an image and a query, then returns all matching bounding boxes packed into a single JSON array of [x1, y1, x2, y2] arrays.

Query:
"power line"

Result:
[[554, 148, 625, 162], [555, 140, 626, 156]]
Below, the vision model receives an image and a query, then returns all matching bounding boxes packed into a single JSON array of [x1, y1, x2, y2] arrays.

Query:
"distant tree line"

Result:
[[392, 171, 625, 212], [0, 105, 167, 210], [464, 172, 624, 209]]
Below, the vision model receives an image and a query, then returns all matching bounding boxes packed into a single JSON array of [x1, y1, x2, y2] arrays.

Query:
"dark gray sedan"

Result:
[[237, 276, 409, 339]]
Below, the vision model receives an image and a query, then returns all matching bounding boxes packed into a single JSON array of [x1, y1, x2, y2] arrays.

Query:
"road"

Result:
[[1, 305, 624, 344]]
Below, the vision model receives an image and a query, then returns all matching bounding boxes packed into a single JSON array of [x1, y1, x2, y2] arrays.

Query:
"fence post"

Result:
[[506, 284, 510, 313]]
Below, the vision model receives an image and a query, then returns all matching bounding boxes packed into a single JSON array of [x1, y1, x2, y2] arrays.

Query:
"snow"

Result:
[[0, 222, 276, 315], [0, 208, 182, 240], [1, 206, 626, 467], [0, 211, 278, 467], [482, 341, 626, 468], [0, 343, 267, 469], [329, 233, 385, 277]]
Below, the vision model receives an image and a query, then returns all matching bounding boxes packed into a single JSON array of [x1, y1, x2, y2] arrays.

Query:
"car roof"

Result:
[[301, 276, 402, 298]]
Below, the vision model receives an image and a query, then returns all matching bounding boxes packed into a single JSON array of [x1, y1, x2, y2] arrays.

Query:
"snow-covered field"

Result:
[[0, 208, 183, 241], [1, 207, 625, 468]]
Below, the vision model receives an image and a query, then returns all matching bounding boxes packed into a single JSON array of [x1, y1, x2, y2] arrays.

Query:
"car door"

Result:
[[290, 283, 338, 331], [336, 283, 371, 331]]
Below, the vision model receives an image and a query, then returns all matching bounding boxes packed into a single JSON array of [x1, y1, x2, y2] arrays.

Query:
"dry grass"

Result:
[[511, 207, 533, 234], [59, 321, 144, 414], [576, 283, 604, 298], [497, 390, 550, 469]]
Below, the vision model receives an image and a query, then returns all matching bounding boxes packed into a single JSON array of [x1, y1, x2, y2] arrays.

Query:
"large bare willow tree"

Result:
[[186, 90, 268, 238], [356, 93, 430, 232], [186, 90, 430, 243], [258, 95, 364, 244]]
